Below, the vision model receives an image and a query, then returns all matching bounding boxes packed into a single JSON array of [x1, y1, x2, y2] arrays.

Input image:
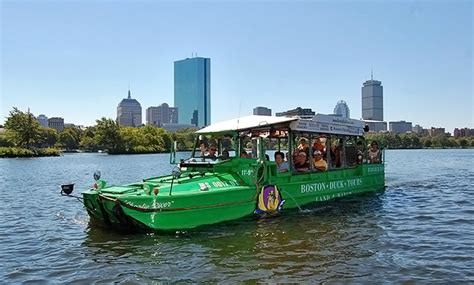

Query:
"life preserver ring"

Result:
[[255, 185, 285, 214]]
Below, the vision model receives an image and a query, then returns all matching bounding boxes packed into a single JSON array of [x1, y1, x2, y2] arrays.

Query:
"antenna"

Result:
[[237, 99, 242, 127], [371, 68, 373, 80]]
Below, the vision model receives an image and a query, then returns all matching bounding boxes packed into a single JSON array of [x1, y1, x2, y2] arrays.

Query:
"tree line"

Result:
[[0, 108, 197, 157], [1, 108, 472, 157], [365, 132, 473, 149]]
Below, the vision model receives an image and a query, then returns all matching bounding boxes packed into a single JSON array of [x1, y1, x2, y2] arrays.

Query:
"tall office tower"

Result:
[[333, 100, 350, 118], [362, 74, 383, 121], [253, 106, 272, 116], [174, 57, 211, 127], [146, 103, 178, 126], [117, 89, 142, 127]]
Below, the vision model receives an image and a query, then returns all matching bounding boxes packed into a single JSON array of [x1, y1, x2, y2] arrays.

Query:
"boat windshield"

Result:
[[183, 134, 236, 164]]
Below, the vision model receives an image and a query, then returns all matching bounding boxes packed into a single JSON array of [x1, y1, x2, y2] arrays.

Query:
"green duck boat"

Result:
[[78, 114, 385, 231]]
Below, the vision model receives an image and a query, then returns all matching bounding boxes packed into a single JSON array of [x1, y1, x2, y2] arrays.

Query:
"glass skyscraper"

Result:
[[174, 57, 211, 127]]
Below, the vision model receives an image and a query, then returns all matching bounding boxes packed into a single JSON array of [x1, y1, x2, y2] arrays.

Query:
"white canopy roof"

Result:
[[196, 115, 297, 134]]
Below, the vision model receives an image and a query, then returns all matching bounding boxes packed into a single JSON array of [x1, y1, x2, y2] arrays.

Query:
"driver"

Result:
[[207, 144, 217, 159]]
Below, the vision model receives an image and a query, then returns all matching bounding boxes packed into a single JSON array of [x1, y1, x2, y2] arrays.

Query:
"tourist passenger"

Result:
[[221, 149, 230, 160], [294, 150, 309, 172], [356, 140, 364, 164], [240, 150, 248, 158], [207, 144, 217, 159], [330, 142, 342, 168], [199, 143, 207, 157], [274, 151, 289, 173], [368, 141, 381, 163], [312, 138, 326, 157], [297, 138, 310, 157], [313, 150, 328, 172]]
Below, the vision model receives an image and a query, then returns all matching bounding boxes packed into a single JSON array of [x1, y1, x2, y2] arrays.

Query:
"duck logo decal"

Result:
[[255, 185, 285, 214]]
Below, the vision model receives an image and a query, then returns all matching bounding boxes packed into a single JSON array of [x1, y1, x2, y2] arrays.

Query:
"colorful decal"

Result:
[[255, 185, 285, 214]]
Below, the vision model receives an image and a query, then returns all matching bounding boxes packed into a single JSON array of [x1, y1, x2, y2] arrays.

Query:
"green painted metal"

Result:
[[82, 157, 385, 231]]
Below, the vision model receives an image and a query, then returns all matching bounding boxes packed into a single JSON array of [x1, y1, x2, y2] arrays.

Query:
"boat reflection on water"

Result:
[[81, 191, 385, 282]]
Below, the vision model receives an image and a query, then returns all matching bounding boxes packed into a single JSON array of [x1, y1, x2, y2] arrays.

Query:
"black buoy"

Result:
[[61, 183, 75, 195]]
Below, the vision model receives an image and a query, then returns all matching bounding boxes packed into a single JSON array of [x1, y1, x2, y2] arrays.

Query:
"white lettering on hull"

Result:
[[300, 178, 363, 193], [367, 165, 384, 173], [198, 180, 240, 190]]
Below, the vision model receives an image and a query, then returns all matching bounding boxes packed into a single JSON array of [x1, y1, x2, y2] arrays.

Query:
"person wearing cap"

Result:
[[297, 138, 310, 157], [312, 138, 326, 155], [313, 150, 328, 172]]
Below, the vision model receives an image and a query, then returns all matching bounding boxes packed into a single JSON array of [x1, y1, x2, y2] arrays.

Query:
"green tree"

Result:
[[4, 107, 41, 149], [399, 133, 422, 149], [117, 125, 171, 153], [94, 118, 123, 152], [120, 127, 141, 152], [447, 138, 459, 148], [37, 127, 59, 148], [0, 132, 13, 147], [173, 128, 197, 150], [459, 138, 468, 148], [140, 125, 165, 152], [157, 127, 172, 151], [431, 135, 449, 148], [79, 126, 98, 151], [79, 136, 97, 152], [58, 127, 82, 150], [421, 137, 432, 148], [411, 135, 422, 148]]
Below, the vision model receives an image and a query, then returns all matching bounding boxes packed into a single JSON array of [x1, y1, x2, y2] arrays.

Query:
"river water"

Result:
[[0, 149, 472, 283]]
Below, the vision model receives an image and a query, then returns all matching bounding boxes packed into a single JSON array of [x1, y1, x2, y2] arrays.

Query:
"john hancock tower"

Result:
[[174, 57, 211, 128]]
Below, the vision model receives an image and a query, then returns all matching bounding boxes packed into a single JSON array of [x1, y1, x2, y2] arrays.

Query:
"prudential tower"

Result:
[[361, 72, 383, 121]]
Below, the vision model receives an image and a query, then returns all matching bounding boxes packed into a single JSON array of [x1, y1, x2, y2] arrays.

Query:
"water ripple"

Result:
[[0, 150, 473, 282]]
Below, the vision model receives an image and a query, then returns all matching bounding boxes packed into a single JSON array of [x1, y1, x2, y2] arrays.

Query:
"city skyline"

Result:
[[1, 1, 472, 132]]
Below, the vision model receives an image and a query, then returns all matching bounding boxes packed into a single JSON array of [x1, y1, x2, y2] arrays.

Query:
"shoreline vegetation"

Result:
[[0, 147, 61, 158], [1, 108, 473, 158], [0, 108, 198, 158], [1, 145, 473, 158]]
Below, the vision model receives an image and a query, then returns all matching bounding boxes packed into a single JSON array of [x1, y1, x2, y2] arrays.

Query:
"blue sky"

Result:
[[1, 0, 472, 132]]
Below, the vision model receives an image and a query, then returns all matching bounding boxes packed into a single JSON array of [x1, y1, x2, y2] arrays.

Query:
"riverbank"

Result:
[[0, 147, 60, 158]]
